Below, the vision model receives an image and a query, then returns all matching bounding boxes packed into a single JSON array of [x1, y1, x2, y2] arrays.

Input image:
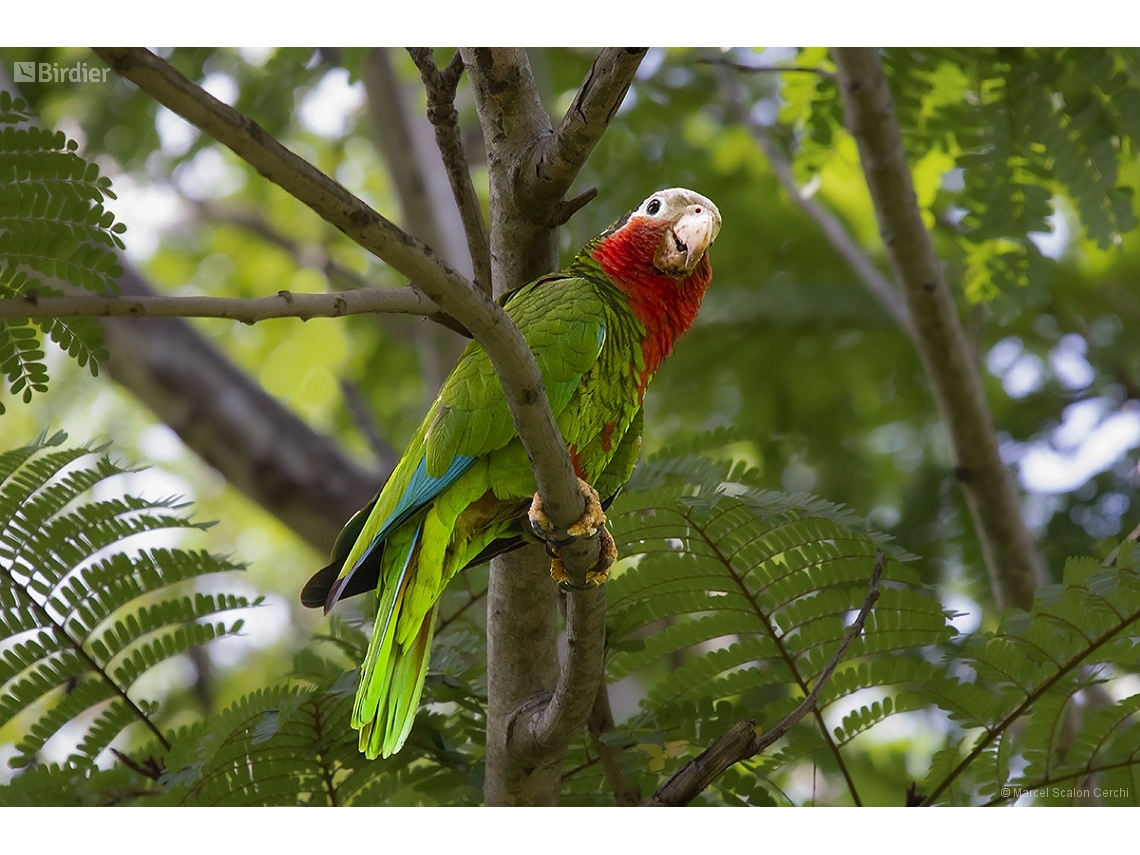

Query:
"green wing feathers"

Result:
[[424, 276, 607, 477]]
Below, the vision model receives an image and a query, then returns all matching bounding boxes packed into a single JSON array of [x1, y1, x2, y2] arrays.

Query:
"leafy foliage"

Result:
[[780, 48, 1140, 312], [154, 617, 487, 806], [2, 441, 1140, 805], [0, 432, 252, 801], [919, 545, 1140, 805], [560, 450, 955, 805], [0, 89, 117, 412]]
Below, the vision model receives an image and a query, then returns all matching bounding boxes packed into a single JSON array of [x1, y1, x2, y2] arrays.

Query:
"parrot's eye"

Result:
[[646, 198, 661, 215]]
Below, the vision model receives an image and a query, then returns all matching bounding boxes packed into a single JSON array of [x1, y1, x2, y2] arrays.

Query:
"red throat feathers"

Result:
[[591, 208, 716, 392]]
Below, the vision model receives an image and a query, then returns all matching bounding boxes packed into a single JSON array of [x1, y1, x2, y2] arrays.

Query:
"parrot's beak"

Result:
[[654, 200, 721, 277]]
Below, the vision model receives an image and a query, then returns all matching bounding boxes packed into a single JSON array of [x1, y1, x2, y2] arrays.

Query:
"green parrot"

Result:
[[302, 187, 721, 759]]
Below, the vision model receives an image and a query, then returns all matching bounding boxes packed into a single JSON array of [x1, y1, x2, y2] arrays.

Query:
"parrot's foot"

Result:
[[528, 477, 607, 540], [549, 526, 618, 589], [528, 478, 616, 589]]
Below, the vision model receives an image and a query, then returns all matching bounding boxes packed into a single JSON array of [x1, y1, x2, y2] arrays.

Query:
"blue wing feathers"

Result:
[[356, 454, 476, 572], [377, 520, 422, 646], [325, 454, 476, 611]]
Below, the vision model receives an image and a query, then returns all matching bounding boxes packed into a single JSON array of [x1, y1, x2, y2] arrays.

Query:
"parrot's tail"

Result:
[[352, 524, 438, 759]]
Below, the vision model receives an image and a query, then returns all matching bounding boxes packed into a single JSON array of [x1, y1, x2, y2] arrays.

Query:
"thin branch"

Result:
[[435, 586, 487, 636], [696, 57, 838, 80], [339, 380, 398, 471], [689, 504, 862, 804], [711, 62, 917, 342], [644, 551, 885, 807], [922, 590, 1140, 805], [510, 585, 607, 761], [192, 200, 372, 292], [408, 47, 493, 297], [587, 677, 641, 805], [193, 200, 471, 338], [0, 285, 435, 323], [832, 47, 1043, 610], [545, 187, 599, 229]]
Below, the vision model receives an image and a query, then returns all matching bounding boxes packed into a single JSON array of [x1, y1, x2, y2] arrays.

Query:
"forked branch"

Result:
[[91, 46, 602, 589], [407, 48, 493, 297]]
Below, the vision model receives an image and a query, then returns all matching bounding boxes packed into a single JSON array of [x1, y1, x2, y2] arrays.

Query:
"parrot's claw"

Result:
[[550, 526, 618, 590], [529, 478, 615, 588], [528, 477, 606, 540]]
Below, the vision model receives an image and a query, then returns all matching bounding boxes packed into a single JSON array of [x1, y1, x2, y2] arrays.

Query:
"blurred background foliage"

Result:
[[0, 46, 1139, 804]]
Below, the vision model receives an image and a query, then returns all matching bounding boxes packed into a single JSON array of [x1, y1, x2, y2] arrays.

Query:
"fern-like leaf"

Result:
[[0, 433, 252, 785], [921, 555, 1140, 805], [579, 450, 954, 805], [0, 91, 119, 412], [157, 624, 487, 806]]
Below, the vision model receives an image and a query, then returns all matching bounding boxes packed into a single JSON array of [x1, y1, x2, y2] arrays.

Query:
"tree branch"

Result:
[[529, 48, 647, 208], [338, 379, 398, 472], [0, 285, 435, 323], [645, 551, 885, 807], [97, 263, 381, 553], [832, 47, 1043, 610], [510, 586, 607, 760], [463, 47, 644, 806], [407, 47, 493, 297], [587, 673, 641, 805], [192, 200, 374, 293]]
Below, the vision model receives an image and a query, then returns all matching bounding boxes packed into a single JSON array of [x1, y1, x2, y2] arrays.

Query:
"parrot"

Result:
[[301, 187, 721, 759]]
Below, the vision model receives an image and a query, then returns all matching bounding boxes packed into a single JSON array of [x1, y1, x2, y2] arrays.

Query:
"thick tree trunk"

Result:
[[483, 545, 564, 805], [461, 47, 566, 805]]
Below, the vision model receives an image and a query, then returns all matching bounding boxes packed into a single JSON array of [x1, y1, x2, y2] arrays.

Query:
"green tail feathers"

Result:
[[351, 522, 437, 759], [354, 604, 437, 759]]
